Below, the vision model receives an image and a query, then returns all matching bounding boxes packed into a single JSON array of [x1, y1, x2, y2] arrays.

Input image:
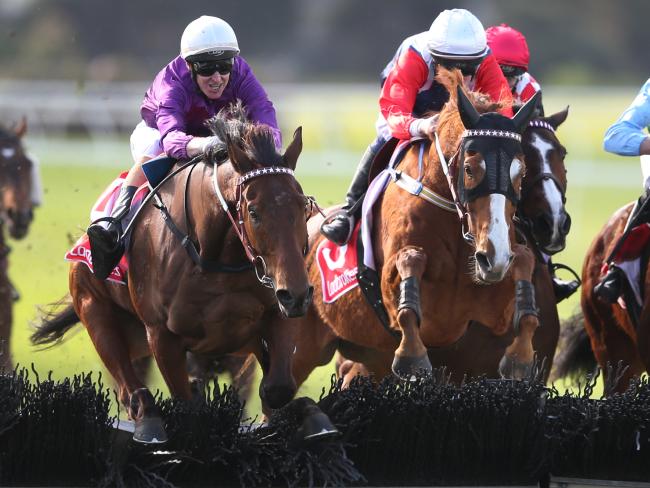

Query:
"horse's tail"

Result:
[[550, 310, 597, 382], [30, 296, 81, 347]]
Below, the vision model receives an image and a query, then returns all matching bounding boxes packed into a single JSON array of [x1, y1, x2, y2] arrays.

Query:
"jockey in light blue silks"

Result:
[[595, 78, 650, 302], [86, 16, 281, 280]]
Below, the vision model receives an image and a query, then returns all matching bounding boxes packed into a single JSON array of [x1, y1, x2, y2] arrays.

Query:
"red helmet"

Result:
[[485, 24, 529, 70]]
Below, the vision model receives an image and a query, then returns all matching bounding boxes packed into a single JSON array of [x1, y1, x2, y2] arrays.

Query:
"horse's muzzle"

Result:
[[474, 250, 513, 283], [533, 209, 570, 254], [276, 285, 314, 318], [7, 208, 33, 239]]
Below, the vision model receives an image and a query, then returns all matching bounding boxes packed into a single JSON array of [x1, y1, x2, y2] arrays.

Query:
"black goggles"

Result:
[[192, 59, 233, 77], [500, 64, 526, 78], [436, 58, 482, 77]]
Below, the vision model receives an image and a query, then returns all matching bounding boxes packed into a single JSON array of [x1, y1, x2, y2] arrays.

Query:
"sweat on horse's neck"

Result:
[[186, 163, 249, 265]]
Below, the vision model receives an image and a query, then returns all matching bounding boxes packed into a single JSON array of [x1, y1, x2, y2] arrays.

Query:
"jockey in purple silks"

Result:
[[86, 16, 281, 280]]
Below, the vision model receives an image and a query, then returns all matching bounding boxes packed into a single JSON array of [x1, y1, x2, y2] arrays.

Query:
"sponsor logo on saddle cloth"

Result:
[[65, 171, 148, 285], [316, 222, 361, 303]]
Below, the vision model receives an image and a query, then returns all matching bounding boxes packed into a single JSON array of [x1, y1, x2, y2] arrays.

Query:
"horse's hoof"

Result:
[[133, 416, 168, 444], [299, 410, 340, 442], [498, 355, 532, 380], [391, 353, 432, 380]]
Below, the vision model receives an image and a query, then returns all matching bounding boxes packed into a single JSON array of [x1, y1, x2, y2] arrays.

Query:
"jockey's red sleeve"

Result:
[[475, 54, 514, 117], [379, 47, 429, 140]]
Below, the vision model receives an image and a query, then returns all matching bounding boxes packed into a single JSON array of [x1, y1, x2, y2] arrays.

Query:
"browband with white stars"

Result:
[[461, 129, 522, 142], [238, 166, 295, 185], [528, 120, 555, 132]]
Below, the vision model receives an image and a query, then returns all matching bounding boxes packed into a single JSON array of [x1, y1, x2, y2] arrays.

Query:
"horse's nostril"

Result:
[[275, 289, 294, 308], [561, 212, 572, 235], [305, 286, 314, 304], [534, 213, 552, 234], [475, 252, 491, 271]]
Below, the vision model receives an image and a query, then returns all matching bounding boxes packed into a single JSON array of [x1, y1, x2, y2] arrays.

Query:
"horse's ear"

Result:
[[13, 117, 27, 138], [227, 140, 255, 174], [282, 127, 302, 170], [546, 106, 569, 130], [512, 91, 542, 133], [457, 86, 480, 129]]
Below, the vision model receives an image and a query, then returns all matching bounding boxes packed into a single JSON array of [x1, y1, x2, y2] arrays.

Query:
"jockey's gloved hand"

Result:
[[409, 114, 439, 138], [186, 135, 223, 157], [201, 135, 222, 153]]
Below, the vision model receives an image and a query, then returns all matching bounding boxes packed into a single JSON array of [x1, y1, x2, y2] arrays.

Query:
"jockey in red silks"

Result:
[[86, 16, 281, 280], [486, 24, 543, 113], [487, 23, 580, 302], [320, 8, 514, 246], [594, 78, 650, 303]]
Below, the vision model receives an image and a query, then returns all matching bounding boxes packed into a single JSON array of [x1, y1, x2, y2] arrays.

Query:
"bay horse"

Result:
[[0, 119, 34, 371], [554, 201, 650, 393], [32, 106, 317, 443], [287, 70, 542, 389]]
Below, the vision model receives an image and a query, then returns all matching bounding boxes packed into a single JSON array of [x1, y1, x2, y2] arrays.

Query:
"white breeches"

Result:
[[129, 121, 164, 163]]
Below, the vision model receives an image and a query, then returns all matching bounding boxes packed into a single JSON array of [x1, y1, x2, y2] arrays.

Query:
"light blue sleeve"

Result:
[[603, 79, 650, 156]]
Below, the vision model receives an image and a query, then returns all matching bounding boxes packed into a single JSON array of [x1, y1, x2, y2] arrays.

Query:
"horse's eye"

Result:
[[248, 208, 259, 221], [464, 165, 473, 177]]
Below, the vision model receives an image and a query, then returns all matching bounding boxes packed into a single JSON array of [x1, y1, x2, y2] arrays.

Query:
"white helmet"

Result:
[[180, 16, 240, 62], [427, 9, 488, 60]]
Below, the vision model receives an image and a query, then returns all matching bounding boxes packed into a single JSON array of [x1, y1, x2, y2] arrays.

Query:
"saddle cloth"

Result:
[[64, 172, 148, 285], [315, 139, 415, 303]]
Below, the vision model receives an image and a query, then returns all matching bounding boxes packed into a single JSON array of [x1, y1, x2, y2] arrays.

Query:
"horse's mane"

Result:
[[434, 67, 503, 153], [206, 101, 283, 168]]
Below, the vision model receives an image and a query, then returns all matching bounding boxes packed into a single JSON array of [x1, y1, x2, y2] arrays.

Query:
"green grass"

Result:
[[9, 86, 647, 414]]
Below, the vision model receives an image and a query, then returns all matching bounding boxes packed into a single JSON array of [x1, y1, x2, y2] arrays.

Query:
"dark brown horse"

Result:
[[553, 201, 650, 393], [32, 107, 316, 443], [0, 119, 34, 370], [287, 71, 542, 389]]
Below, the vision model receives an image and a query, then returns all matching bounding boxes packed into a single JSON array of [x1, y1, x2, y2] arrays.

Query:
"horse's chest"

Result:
[[419, 280, 515, 344], [167, 291, 267, 353]]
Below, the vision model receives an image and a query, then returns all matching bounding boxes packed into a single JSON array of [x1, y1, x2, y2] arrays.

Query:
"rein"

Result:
[[126, 155, 303, 289]]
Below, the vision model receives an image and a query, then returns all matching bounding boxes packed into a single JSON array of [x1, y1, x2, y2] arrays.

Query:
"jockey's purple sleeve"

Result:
[[141, 56, 281, 159]]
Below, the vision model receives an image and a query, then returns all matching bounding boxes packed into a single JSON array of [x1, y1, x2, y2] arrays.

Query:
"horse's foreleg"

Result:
[[392, 246, 431, 378], [147, 326, 192, 400], [500, 243, 539, 379]]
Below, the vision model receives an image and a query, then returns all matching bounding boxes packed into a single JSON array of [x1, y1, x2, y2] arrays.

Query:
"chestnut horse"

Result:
[[422, 109, 572, 383], [288, 71, 542, 389], [32, 107, 316, 443], [0, 119, 34, 370], [554, 201, 650, 393]]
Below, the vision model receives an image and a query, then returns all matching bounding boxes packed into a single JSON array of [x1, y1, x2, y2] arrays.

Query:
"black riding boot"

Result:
[[594, 266, 623, 303], [320, 144, 377, 245], [552, 275, 580, 302], [87, 185, 137, 280]]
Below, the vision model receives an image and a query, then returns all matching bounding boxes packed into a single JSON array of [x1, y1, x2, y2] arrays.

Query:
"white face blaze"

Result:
[[487, 193, 511, 275], [531, 133, 564, 243]]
